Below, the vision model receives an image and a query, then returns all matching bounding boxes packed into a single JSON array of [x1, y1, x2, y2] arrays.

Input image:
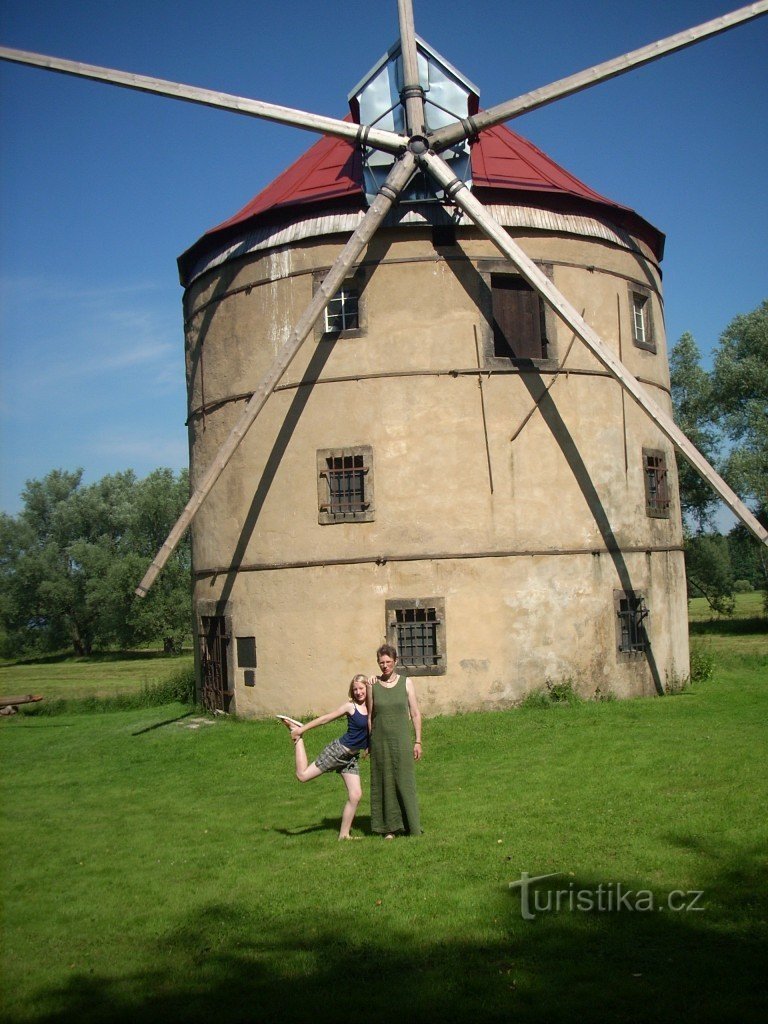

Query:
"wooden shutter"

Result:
[[491, 274, 545, 359]]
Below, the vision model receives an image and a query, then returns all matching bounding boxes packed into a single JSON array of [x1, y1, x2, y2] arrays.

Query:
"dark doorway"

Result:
[[199, 615, 232, 712]]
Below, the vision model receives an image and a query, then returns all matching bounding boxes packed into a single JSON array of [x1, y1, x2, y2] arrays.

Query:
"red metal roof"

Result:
[[179, 119, 664, 281]]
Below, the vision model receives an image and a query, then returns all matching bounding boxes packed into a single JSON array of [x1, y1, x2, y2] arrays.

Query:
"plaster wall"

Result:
[[185, 223, 688, 715]]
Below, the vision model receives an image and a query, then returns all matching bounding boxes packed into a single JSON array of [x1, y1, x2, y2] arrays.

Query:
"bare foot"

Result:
[[275, 715, 303, 732]]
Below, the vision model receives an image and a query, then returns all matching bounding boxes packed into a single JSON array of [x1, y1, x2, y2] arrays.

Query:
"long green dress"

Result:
[[370, 675, 421, 835]]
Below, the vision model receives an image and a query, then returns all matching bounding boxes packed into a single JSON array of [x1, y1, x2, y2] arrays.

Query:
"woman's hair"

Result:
[[348, 673, 368, 698], [376, 643, 398, 662]]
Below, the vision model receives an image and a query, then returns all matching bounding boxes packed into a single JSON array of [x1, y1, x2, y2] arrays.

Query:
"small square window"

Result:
[[236, 636, 257, 668], [628, 284, 656, 352], [386, 598, 446, 676], [317, 445, 374, 524], [614, 591, 649, 656], [324, 286, 359, 333], [314, 268, 367, 340], [643, 449, 671, 518]]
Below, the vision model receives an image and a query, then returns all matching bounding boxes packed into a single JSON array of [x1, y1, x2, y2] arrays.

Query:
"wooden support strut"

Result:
[[135, 152, 417, 598], [420, 150, 768, 548], [397, 0, 426, 137], [0, 46, 405, 154], [430, 1, 768, 151]]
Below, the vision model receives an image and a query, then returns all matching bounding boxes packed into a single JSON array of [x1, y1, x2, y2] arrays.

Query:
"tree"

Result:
[[0, 468, 191, 657], [669, 332, 719, 530], [710, 300, 768, 516], [684, 534, 735, 616]]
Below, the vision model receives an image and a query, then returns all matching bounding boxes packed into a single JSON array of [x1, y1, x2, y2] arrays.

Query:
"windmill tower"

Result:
[[2, 2, 766, 716]]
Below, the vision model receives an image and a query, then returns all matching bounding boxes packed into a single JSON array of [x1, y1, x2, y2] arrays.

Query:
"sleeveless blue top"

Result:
[[339, 705, 369, 751]]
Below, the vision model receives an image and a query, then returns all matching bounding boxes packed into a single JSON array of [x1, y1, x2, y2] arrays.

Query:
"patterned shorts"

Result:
[[314, 738, 361, 776]]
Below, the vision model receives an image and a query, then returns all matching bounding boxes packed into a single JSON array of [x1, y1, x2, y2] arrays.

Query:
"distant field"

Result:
[[0, 650, 194, 700], [687, 590, 765, 622]]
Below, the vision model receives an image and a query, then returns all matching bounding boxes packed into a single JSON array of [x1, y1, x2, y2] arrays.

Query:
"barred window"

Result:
[[643, 449, 670, 518], [324, 286, 359, 333], [615, 591, 649, 656], [386, 598, 446, 676], [317, 446, 374, 524]]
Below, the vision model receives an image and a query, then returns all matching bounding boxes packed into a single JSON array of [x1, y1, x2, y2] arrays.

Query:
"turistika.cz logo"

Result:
[[509, 872, 705, 921]]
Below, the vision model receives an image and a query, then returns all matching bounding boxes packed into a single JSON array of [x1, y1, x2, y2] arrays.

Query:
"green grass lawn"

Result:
[[0, 650, 194, 700], [1, 621, 766, 1023]]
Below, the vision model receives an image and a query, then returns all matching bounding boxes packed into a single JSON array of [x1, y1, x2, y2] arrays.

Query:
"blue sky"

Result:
[[1, 0, 766, 514]]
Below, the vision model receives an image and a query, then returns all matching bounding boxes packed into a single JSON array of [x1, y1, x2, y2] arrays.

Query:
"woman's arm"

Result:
[[366, 679, 375, 734], [292, 702, 351, 739], [406, 679, 422, 761]]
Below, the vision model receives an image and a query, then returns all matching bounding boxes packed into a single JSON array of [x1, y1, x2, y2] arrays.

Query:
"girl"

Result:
[[277, 674, 369, 840]]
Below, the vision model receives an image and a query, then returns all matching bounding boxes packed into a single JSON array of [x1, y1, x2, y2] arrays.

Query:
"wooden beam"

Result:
[[135, 152, 417, 597], [430, 2, 768, 150], [0, 46, 405, 154], [421, 150, 768, 547], [397, 0, 426, 136]]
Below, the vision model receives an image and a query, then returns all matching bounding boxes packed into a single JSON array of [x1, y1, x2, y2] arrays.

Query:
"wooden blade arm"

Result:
[[430, 1, 768, 151], [419, 150, 768, 547], [135, 151, 417, 598], [397, 0, 426, 136], [0, 45, 405, 154]]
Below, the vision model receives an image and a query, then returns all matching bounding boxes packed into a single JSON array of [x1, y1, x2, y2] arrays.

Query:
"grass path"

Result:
[[1, 624, 766, 1023]]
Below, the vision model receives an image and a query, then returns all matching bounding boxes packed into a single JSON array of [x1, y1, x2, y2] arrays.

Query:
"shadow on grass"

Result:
[[1, 649, 191, 669], [13, 840, 767, 1024], [131, 711, 198, 736], [689, 617, 767, 636], [275, 814, 373, 837]]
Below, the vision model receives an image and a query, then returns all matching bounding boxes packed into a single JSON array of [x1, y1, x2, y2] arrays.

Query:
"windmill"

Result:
[[2, 1, 766, 715]]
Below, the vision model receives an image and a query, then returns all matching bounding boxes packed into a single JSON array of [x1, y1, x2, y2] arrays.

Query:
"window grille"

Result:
[[317, 445, 374, 524], [324, 287, 359, 333], [643, 449, 670, 518], [386, 598, 446, 676], [327, 453, 366, 514], [615, 592, 649, 655]]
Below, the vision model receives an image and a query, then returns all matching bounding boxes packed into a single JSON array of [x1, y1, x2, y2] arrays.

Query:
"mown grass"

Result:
[[0, 650, 194, 701], [1, 619, 766, 1023]]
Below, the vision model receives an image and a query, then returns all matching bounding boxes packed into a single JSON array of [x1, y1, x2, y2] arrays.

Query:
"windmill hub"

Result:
[[407, 134, 430, 155]]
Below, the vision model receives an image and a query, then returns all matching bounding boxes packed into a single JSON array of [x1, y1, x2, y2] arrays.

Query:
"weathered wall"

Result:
[[184, 222, 689, 715]]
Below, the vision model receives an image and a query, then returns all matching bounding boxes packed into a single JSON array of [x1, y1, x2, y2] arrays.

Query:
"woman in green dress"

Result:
[[367, 644, 422, 837]]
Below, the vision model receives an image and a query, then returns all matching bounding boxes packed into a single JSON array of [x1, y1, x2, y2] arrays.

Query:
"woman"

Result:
[[367, 644, 422, 837], [277, 674, 369, 840]]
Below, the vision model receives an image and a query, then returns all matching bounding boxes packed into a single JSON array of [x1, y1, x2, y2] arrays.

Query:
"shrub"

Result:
[[733, 579, 754, 593], [690, 643, 716, 684], [520, 678, 583, 708]]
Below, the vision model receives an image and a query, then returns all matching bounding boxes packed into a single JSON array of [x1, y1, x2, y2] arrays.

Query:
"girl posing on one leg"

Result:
[[277, 675, 369, 840]]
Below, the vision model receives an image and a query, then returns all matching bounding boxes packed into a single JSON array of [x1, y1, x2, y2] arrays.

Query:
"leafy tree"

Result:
[[710, 300, 768, 515], [727, 522, 768, 593], [0, 468, 191, 657], [684, 534, 735, 616], [669, 332, 719, 530]]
